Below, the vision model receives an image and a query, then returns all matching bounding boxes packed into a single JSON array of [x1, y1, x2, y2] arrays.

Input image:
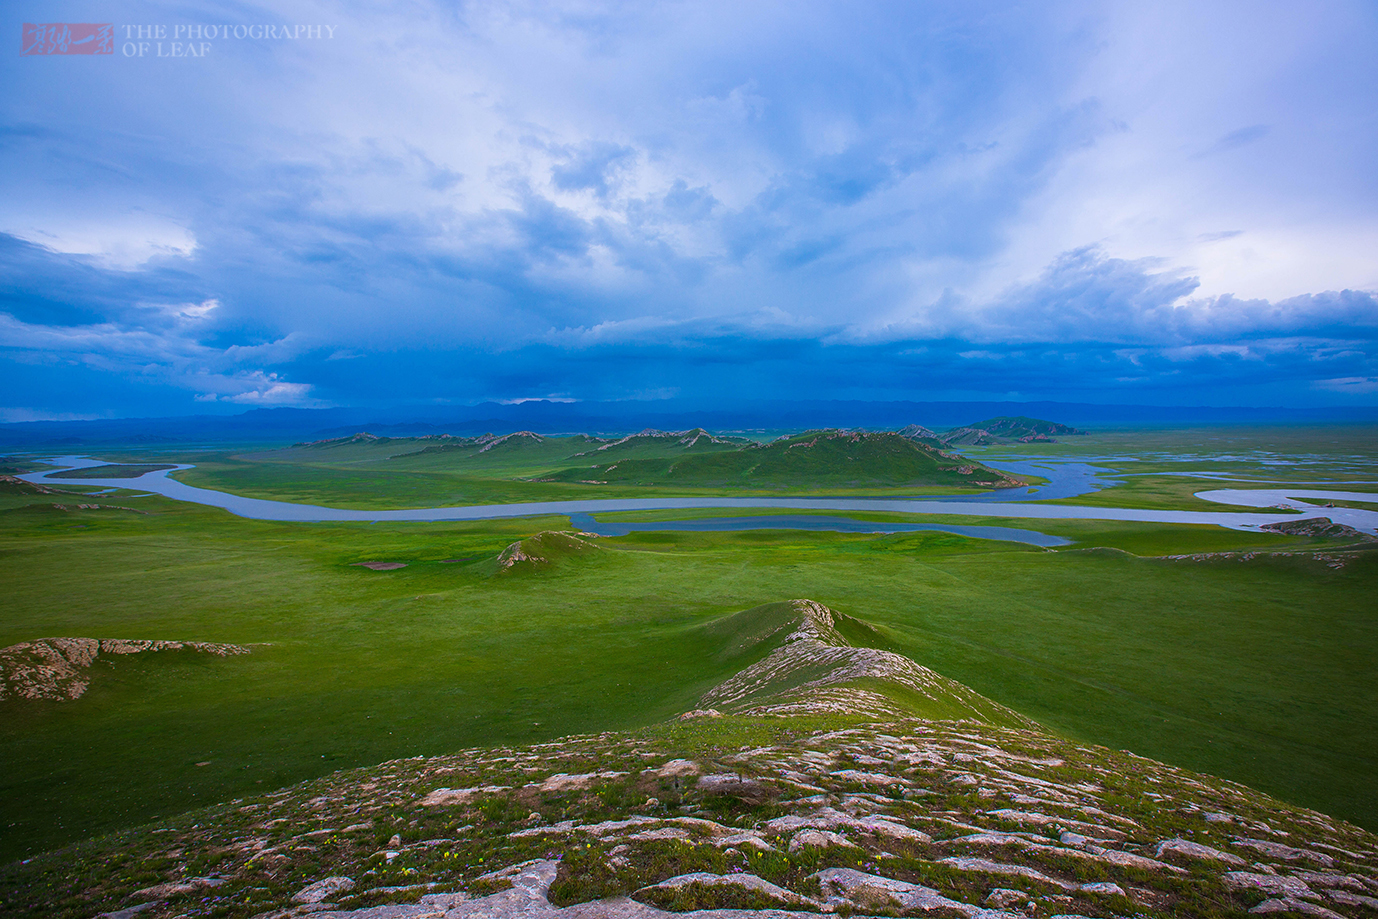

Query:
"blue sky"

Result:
[[3, 1, 1376, 420]]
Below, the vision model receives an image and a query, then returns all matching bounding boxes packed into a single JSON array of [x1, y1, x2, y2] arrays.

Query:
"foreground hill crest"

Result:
[[4, 602, 1376, 919]]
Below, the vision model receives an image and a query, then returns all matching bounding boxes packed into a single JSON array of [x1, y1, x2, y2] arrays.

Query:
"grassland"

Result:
[[47, 464, 177, 479], [2, 457, 1376, 867]]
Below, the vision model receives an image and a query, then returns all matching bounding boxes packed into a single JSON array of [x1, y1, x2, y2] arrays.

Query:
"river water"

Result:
[[20, 455, 1378, 540]]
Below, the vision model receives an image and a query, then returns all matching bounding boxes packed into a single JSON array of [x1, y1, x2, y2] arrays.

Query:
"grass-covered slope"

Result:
[[543, 430, 1022, 489], [256, 428, 1021, 492], [47, 463, 178, 479], [941, 416, 1087, 445], [5, 603, 1376, 919], [570, 428, 750, 461], [0, 474, 73, 496], [282, 432, 609, 473]]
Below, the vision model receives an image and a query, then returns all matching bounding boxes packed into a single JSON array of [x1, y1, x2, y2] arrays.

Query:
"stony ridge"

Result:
[[699, 601, 1037, 727], [0, 638, 251, 701], [0, 474, 73, 495]]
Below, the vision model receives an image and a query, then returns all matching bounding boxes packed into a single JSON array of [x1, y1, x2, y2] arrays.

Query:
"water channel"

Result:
[[19, 455, 1378, 541]]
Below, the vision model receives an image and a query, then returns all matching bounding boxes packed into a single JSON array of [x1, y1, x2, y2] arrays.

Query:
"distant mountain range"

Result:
[[1, 399, 1373, 448]]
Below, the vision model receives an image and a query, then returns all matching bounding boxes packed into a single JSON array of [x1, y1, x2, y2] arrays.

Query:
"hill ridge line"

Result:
[[699, 600, 1038, 727]]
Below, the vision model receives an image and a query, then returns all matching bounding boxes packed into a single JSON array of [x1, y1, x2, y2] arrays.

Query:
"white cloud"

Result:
[[0, 312, 316, 406], [1, 216, 198, 270], [985, 1, 1378, 303]]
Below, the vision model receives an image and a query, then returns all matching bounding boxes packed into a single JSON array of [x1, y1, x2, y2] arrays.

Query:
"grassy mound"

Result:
[[495, 531, 602, 572]]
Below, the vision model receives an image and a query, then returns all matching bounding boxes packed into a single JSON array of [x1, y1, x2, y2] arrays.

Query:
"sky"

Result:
[[2, 0, 1377, 421]]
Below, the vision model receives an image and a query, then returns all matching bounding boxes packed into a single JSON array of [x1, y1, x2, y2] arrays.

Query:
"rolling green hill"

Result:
[[543, 430, 1022, 488], [252, 427, 1022, 493], [570, 428, 750, 461], [940, 416, 1087, 445]]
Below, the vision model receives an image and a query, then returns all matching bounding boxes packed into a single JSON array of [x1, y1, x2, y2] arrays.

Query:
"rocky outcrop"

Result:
[[1261, 517, 1375, 540], [47, 710, 1378, 919], [0, 638, 250, 701]]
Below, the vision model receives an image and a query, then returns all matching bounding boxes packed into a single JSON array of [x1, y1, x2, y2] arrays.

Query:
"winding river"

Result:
[[19, 455, 1378, 541]]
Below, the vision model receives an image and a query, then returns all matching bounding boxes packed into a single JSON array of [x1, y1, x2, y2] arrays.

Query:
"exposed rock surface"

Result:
[[0, 637, 250, 701], [293, 877, 355, 903], [1155, 837, 1246, 865]]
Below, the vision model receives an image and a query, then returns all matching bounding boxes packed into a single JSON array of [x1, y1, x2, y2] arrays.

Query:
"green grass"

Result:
[[46, 464, 177, 479], [2, 471, 1376, 865]]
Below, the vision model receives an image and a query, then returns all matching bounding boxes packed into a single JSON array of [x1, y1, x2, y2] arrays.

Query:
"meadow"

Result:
[[3, 428, 1376, 866]]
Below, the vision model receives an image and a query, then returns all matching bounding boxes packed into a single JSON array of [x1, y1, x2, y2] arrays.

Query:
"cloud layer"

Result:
[[3, 0, 1376, 418]]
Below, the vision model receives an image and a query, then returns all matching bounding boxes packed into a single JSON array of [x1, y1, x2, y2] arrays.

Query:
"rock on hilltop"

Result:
[[4, 602, 1376, 919], [1261, 517, 1376, 541]]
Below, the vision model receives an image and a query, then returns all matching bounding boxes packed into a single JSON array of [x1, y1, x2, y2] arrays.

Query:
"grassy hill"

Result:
[[543, 430, 1022, 489], [570, 428, 750, 460], [940, 416, 1087, 445]]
